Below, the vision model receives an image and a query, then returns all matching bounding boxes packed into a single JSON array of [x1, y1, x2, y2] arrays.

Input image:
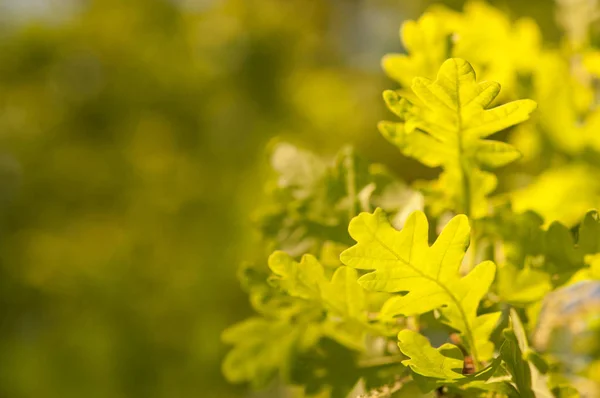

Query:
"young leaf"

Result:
[[383, 2, 541, 97], [398, 329, 465, 382], [268, 251, 385, 351], [501, 323, 535, 397], [380, 58, 536, 217], [268, 251, 368, 321], [382, 12, 450, 87], [433, 1, 542, 97], [481, 206, 545, 269], [542, 209, 600, 284], [497, 263, 552, 306], [341, 208, 500, 364], [512, 165, 600, 228], [397, 330, 504, 394], [501, 309, 554, 398], [321, 266, 366, 320], [221, 318, 303, 388], [257, 143, 423, 256], [268, 251, 328, 301]]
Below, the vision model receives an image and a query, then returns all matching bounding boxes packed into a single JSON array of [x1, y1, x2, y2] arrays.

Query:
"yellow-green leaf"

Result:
[[382, 13, 450, 87], [341, 208, 499, 363], [497, 263, 552, 305], [381, 58, 536, 217], [398, 330, 465, 382], [268, 251, 327, 300]]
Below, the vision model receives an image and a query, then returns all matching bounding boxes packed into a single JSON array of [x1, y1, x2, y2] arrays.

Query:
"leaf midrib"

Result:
[[363, 220, 481, 367]]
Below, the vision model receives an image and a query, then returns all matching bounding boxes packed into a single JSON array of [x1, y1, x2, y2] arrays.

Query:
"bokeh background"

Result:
[[0, 1, 562, 397]]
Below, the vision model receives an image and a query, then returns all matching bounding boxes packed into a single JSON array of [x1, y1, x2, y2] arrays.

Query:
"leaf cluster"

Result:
[[224, 1, 600, 397]]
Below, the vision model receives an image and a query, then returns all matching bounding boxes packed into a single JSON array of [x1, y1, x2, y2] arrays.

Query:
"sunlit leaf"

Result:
[[398, 329, 465, 382], [380, 58, 536, 217], [341, 208, 500, 363]]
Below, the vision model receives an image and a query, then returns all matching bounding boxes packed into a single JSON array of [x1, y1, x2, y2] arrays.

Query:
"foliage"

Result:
[[225, 1, 600, 397]]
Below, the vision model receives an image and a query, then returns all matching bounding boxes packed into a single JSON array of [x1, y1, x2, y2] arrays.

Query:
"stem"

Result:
[[344, 147, 358, 220], [460, 160, 472, 219], [357, 355, 405, 368], [452, 58, 471, 219], [407, 314, 421, 332], [469, 223, 478, 270], [443, 286, 482, 371], [452, 60, 480, 369], [357, 376, 410, 398], [368, 230, 483, 370]]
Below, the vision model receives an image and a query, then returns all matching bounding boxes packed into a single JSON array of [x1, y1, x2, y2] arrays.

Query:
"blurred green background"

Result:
[[0, 0, 558, 397]]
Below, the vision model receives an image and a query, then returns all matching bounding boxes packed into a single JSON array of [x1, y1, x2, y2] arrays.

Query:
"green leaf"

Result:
[[501, 325, 534, 397], [270, 142, 327, 200], [381, 13, 450, 87], [388, 380, 437, 397], [577, 210, 600, 254], [268, 251, 328, 301], [322, 266, 366, 319], [382, 2, 541, 97], [267, 251, 379, 351], [584, 253, 600, 279], [256, 142, 423, 256], [531, 51, 598, 155], [398, 330, 465, 384], [497, 263, 552, 306], [543, 209, 600, 283], [381, 58, 536, 166], [222, 318, 305, 388], [512, 165, 600, 228], [320, 266, 371, 351], [480, 206, 545, 269], [290, 338, 362, 398], [380, 58, 536, 217], [341, 208, 500, 363], [397, 330, 505, 394], [268, 251, 369, 322], [486, 207, 600, 286], [501, 309, 553, 398]]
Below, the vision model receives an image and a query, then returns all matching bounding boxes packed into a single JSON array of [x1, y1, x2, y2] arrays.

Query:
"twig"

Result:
[[356, 376, 411, 398]]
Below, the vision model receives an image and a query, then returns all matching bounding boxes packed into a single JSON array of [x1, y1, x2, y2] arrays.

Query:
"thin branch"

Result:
[[356, 376, 411, 398]]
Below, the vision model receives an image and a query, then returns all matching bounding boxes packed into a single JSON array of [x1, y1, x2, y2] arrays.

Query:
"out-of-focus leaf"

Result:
[[432, 1, 541, 97], [256, 143, 423, 256], [222, 318, 306, 388], [497, 263, 552, 306], [290, 338, 362, 398], [481, 206, 545, 268], [543, 210, 600, 283], [322, 266, 366, 320], [384, 1, 542, 99], [268, 251, 328, 300], [512, 165, 600, 228], [533, 281, 600, 376], [382, 13, 450, 87]]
